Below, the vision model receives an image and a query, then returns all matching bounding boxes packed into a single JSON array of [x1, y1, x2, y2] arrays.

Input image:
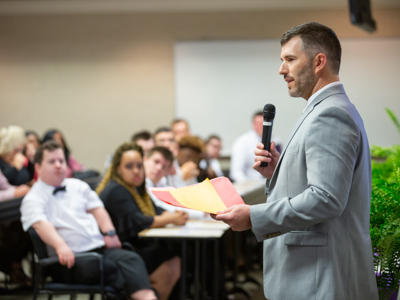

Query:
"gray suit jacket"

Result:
[[250, 84, 378, 300]]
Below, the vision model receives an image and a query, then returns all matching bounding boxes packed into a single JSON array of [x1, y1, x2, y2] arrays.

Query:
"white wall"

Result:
[[175, 38, 400, 155]]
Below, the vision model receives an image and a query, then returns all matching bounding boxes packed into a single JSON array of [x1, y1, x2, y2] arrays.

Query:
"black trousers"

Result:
[[49, 247, 152, 295]]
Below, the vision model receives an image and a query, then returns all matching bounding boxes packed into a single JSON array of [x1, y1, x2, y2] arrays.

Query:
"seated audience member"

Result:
[[131, 131, 154, 157], [144, 146, 205, 219], [25, 131, 41, 150], [154, 127, 177, 157], [199, 135, 224, 178], [0, 169, 31, 285], [42, 129, 84, 178], [25, 131, 41, 181], [20, 141, 157, 300], [97, 143, 187, 300], [154, 128, 204, 188], [0, 126, 35, 186], [177, 135, 216, 185], [171, 119, 190, 143], [0, 169, 30, 201], [153, 127, 180, 187], [230, 111, 282, 182]]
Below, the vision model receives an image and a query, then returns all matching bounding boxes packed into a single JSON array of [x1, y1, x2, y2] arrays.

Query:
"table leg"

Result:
[[194, 239, 200, 300], [201, 241, 206, 300], [214, 238, 219, 300], [181, 240, 187, 300]]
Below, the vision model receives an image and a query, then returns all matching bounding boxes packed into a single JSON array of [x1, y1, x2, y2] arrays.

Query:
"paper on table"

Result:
[[149, 177, 244, 214]]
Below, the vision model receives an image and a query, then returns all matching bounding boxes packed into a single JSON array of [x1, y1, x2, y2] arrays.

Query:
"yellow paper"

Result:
[[169, 179, 227, 214]]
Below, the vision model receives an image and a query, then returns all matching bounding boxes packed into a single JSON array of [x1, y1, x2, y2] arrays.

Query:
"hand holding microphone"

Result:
[[253, 104, 280, 179]]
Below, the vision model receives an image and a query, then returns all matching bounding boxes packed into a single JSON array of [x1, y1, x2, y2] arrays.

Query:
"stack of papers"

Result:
[[149, 177, 244, 214]]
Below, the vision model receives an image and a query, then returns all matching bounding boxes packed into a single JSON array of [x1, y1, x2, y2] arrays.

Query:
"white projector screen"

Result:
[[174, 39, 400, 156]]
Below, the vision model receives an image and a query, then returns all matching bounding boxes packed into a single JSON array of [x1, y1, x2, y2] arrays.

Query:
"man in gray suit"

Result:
[[215, 22, 378, 299]]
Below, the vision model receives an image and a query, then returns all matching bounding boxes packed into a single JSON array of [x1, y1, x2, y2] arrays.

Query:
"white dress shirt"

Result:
[[20, 178, 105, 256], [230, 130, 264, 182], [146, 177, 205, 219], [199, 158, 224, 177], [166, 159, 198, 188]]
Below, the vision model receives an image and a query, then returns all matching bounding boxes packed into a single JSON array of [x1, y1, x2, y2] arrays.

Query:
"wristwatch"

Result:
[[102, 230, 116, 237]]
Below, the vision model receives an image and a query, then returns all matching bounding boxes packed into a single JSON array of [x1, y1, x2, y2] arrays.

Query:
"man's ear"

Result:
[[314, 53, 327, 74], [34, 162, 40, 174]]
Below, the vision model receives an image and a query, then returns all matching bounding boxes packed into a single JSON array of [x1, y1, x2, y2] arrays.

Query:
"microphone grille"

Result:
[[263, 104, 276, 119]]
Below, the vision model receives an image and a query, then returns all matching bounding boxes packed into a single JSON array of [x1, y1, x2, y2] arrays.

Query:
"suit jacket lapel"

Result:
[[268, 84, 346, 189]]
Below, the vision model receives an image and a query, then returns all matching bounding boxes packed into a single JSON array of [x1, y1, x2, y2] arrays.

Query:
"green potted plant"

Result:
[[370, 108, 400, 300]]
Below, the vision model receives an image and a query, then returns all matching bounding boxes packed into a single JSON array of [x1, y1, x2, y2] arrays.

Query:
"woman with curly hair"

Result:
[[97, 142, 187, 300]]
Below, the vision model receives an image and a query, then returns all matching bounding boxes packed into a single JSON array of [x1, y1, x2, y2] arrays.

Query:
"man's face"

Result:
[[36, 148, 67, 187], [279, 36, 316, 100], [206, 138, 222, 159], [253, 115, 264, 137], [172, 122, 190, 142], [144, 152, 171, 184], [155, 132, 176, 155], [136, 138, 154, 156]]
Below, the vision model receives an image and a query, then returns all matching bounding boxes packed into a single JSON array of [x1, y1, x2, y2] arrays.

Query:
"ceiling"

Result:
[[0, 0, 399, 15]]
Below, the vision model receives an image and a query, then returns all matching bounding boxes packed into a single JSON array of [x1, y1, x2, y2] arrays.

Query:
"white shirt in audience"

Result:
[[166, 159, 197, 188], [146, 177, 205, 219], [20, 178, 105, 256], [230, 130, 264, 182]]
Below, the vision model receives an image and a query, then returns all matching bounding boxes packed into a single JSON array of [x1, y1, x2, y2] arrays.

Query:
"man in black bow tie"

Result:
[[20, 140, 158, 300]]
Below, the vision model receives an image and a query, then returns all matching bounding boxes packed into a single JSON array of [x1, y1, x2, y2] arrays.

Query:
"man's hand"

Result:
[[104, 235, 122, 249], [171, 210, 189, 225], [253, 142, 280, 179], [180, 161, 199, 181], [212, 204, 252, 232], [56, 244, 75, 269]]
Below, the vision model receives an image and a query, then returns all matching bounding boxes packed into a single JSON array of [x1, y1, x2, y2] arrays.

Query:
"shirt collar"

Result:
[[36, 178, 67, 195], [303, 81, 342, 113]]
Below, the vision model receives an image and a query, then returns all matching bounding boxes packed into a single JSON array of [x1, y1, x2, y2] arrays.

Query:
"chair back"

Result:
[[28, 227, 49, 259]]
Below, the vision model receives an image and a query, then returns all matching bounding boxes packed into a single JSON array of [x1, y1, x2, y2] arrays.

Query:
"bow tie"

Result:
[[53, 186, 66, 195]]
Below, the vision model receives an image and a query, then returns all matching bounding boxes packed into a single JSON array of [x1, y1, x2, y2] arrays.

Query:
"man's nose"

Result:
[[279, 62, 287, 75]]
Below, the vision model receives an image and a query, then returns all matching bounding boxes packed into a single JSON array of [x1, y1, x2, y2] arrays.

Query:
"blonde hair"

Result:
[[0, 126, 26, 156]]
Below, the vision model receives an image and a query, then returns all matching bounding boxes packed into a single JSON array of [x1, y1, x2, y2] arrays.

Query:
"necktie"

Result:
[[53, 186, 66, 195]]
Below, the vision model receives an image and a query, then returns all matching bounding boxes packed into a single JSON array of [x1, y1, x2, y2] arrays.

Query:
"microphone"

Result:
[[260, 104, 276, 167]]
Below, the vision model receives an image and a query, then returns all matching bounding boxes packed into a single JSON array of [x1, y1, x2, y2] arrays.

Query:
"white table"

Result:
[[139, 220, 230, 300]]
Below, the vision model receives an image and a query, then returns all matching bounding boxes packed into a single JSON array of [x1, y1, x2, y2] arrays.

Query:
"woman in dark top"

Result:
[[0, 126, 35, 186], [0, 126, 33, 285], [97, 142, 188, 300]]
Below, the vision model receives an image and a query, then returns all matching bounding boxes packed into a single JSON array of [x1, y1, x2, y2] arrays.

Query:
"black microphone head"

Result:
[[263, 104, 276, 120]]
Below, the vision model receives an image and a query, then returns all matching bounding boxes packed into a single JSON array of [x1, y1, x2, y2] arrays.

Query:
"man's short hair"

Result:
[[206, 135, 221, 144], [34, 140, 63, 164], [131, 130, 152, 143], [171, 119, 189, 128], [154, 127, 172, 137], [147, 146, 174, 163], [253, 110, 263, 119], [280, 22, 342, 74]]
